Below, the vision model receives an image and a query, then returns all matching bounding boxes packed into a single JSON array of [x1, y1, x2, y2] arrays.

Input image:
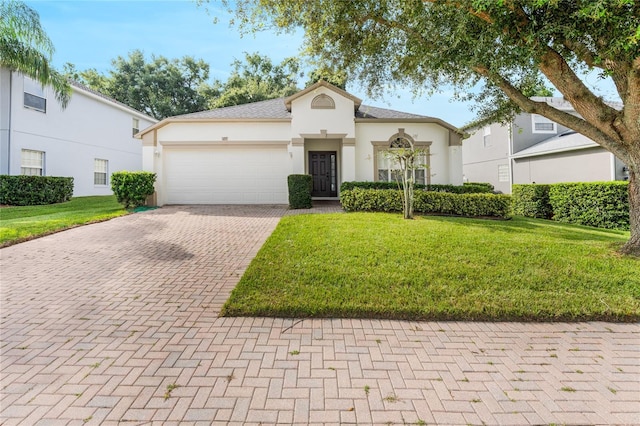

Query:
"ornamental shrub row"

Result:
[[111, 171, 156, 209], [512, 182, 629, 230], [340, 188, 512, 219], [339, 181, 494, 194], [287, 174, 312, 209], [0, 175, 74, 205]]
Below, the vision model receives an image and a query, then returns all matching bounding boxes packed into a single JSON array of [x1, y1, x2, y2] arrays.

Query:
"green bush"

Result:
[[111, 171, 156, 209], [512, 184, 552, 219], [340, 181, 494, 194], [549, 182, 629, 230], [0, 175, 73, 206], [287, 174, 312, 209], [340, 188, 512, 218], [464, 182, 495, 192]]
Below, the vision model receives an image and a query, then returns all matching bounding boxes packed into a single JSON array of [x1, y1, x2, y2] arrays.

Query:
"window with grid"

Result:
[[94, 159, 108, 185], [132, 118, 140, 136], [23, 77, 47, 112], [377, 138, 428, 185], [21, 149, 45, 175], [532, 114, 557, 133], [498, 164, 509, 182]]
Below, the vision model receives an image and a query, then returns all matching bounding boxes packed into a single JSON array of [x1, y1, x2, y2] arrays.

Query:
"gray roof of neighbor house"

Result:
[[512, 131, 600, 159]]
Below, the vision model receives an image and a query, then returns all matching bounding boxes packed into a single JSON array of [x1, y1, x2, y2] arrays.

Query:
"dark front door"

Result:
[[309, 151, 337, 197]]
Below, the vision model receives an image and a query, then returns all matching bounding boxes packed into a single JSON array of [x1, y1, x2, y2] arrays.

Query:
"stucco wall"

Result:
[[290, 87, 356, 139], [2, 69, 156, 196], [354, 122, 454, 184], [512, 147, 612, 184], [462, 122, 511, 193]]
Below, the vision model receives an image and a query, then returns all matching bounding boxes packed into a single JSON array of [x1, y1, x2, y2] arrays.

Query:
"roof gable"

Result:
[[284, 80, 362, 111]]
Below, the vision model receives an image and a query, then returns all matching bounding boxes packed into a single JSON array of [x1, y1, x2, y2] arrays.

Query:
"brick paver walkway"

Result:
[[1, 205, 638, 425]]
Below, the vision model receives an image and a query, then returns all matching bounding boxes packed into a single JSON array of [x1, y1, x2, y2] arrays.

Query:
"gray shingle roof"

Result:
[[172, 98, 430, 120], [512, 131, 599, 158], [174, 98, 291, 119], [356, 104, 429, 119]]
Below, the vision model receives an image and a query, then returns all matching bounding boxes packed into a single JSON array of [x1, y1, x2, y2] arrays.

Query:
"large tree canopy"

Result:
[[66, 50, 212, 120], [0, 0, 71, 107], [219, 0, 640, 255], [209, 52, 301, 108]]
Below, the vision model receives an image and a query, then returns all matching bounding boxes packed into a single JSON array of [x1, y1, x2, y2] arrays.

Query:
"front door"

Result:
[[309, 151, 337, 197]]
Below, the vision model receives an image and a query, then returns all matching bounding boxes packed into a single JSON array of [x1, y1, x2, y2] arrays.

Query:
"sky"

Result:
[[26, 0, 619, 128]]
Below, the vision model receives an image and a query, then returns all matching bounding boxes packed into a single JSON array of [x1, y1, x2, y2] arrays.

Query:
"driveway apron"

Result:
[[1, 205, 639, 425]]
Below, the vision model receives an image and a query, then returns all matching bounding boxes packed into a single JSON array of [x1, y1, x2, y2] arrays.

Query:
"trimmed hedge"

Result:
[[0, 175, 74, 206], [512, 182, 629, 230], [549, 182, 629, 230], [111, 171, 156, 209], [512, 184, 552, 219], [340, 181, 494, 194], [288, 174, 312, 209], [340, 188, 512, 219]]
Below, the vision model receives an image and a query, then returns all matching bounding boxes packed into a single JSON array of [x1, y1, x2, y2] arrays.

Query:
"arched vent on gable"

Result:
[[311, 94, 336, 109]]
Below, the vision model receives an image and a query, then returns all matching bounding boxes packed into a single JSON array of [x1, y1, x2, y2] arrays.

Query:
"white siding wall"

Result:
[[513, 147, 613, 184], [2, 69, 156, 196]]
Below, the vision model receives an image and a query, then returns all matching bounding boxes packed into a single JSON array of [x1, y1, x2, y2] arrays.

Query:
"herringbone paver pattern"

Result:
[[1, 205, 638, 425]]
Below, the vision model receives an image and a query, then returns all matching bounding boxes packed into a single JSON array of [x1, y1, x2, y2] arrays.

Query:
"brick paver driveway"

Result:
[[1, 205, 639, 425]]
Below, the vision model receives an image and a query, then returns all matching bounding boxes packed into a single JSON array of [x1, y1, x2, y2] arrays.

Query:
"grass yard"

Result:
[[0, 196, 127, 247], [222, 213, 640, 322]]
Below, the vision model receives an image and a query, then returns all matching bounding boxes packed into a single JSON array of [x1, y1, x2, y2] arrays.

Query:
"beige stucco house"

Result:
[[138, 81, 464, 205]]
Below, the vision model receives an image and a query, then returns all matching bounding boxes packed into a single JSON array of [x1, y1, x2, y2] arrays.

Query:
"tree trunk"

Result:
[[620, 168, 640, 256]]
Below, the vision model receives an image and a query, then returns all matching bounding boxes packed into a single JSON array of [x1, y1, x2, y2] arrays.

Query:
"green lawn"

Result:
[[0, 196, 127, 247], [222, 213, 640, 322]]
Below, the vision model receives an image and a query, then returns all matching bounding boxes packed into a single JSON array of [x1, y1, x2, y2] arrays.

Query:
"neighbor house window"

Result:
[[24, 77, 47, 112], [21, 149, 44, 176], [376, 136, 428, 185], [132, 118, 140, 136], [483, 126, 491, 147], [94, 159, 108, 185], [532, 114, 557, 133], [498, 164, 509, 182]]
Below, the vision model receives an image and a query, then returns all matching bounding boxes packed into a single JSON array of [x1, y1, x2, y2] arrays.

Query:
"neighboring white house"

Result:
[[0, 67, 157, 196], [462, 97, 627, 193], [138, 81, 464, 206]]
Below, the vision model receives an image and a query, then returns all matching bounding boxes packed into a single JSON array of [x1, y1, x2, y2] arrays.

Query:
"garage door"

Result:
[[164, 146, 290, 204]]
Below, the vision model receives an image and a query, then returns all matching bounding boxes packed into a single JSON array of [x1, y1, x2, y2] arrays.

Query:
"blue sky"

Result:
[[26, 1, 618, 127]]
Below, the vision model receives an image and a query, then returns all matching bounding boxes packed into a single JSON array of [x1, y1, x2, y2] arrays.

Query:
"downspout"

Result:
[[508, 121, 514, 192], [7, 71, 12, 174]]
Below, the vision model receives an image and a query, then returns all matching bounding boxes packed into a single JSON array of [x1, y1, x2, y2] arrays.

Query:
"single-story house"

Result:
[[138, 81, 464, 205]]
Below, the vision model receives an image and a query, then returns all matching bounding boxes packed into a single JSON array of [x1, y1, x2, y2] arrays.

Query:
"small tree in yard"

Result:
[[111, 171, 156, 209], [384, 139, 426, 220]]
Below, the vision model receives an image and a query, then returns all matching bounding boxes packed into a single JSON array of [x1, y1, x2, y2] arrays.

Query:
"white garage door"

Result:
[[164, 146, 290, 204]]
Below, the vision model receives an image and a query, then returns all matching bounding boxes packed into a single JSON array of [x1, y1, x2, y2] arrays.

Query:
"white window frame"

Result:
[[531, 114, 557, 134], [483, 126, 492, 147], [132, 118, 140, 136], [23, 77, 47, 113], [21, 149, 45, 176], [94, 158, 108, 186]]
